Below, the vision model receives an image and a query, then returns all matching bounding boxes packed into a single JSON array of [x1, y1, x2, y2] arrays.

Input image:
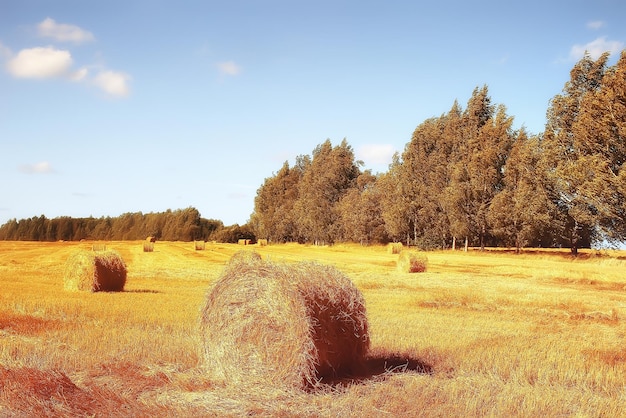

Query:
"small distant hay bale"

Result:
[[194, 240, 206, 251], [397, 250, 428, 273], [147, 236, 156, 243], [257, 239, 268, 246], [143, 241, 154, 252], [64, 250, 127, 292], [92, 243, 106, 252], [200, 256, 369, 389], [237, 239, 251, 245], [388, 242, 403, 254]]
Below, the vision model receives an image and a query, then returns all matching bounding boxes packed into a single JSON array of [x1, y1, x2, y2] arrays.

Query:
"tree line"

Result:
[[2, 52, 625, 252], [0, 207, 255, 243], [251, 52, 626, 253]]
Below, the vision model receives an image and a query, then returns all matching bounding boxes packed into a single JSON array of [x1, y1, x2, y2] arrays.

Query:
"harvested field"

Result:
[[1, 241, 626, 416]]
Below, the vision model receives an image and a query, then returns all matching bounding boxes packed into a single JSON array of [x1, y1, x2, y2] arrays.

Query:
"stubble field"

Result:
[[1, 240, 626, 417]]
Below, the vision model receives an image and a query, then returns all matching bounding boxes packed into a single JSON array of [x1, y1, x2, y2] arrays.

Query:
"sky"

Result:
[[1, 1, 625, 227]]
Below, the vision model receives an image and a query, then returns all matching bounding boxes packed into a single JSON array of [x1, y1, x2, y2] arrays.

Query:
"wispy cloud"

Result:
[[6, 46, 73, 79], [570, 36, 624, 60], [357, 144, 396, 166], [93, 70, 131, 97], [19, 161, 56, 174], [587, 20, 605, 30], [37, 17, 95, 44], [216, 60, 242, 76]]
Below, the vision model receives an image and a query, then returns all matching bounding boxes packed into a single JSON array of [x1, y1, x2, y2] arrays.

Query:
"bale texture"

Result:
[[64, 250, 127, 292], [200, 255, 369, 389], [397, 250, 428, 273]]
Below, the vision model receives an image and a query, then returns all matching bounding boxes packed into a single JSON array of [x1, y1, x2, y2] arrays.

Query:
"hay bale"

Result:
[[388, 242, 403, 254], [64, 250, 127, 292], [194, 240, 206, 251], [200, 256, 369, 389], [397, 250, 428, 273], [143, 241, 154, 252], [147, 236, 156, 243], [257, 238, 268, 246]]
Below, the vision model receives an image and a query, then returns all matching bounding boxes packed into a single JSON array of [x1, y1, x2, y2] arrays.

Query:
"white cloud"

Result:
[[6, 46, 73, 79], [93, 70, 131, 97], [357, 144, 396, 166], [570, 36, 625, 60], [19, 161, 55, 174], [216, 60, 242, 76], [587, 20, 605, 30], [37, 17, 94, 44]]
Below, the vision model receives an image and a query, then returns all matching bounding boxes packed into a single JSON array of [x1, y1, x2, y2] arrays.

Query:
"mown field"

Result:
[[1, 241, 626, 417]]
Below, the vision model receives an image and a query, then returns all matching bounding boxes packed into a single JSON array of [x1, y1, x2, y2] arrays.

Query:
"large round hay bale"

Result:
[[397, 250, 428, 273], [200, 256, 369, 389], [63, 250, 127, 292]]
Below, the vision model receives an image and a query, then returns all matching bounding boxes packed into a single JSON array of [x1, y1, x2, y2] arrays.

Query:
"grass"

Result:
[[1, 241, 626, 416]]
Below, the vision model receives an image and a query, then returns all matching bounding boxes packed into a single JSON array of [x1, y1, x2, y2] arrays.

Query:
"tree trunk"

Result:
[[464, 237, 468, 252], [452, 236, 456, 250]]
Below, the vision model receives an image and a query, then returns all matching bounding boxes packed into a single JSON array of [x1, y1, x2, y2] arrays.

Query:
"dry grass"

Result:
[[200, 253, 369, 389], [2, 241, 626, 416], [63, 249, 127, 292]]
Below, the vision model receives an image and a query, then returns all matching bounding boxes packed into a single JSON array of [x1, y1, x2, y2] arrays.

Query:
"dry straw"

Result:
[[200, 251, 370, 389], [257, 239, 268, 246], [397, 250, 428, 273], [143, 242, 154, 252], [194, 240, 206, 251], [388, 242, 403, 254], [64, 250, 127, 292]]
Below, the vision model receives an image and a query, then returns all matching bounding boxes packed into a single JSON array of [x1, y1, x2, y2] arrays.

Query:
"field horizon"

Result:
[[1, 240, 626, 417]]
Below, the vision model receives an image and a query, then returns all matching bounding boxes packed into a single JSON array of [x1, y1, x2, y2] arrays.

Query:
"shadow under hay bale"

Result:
[[64, 250, 127, 292], [397, 250, 428, 273], [200, 254, 369, 390]]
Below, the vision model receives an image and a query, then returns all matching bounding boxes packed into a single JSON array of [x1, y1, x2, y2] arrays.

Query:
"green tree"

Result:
[[488, 130, 552, 252], [337, 171, 387, 244], [251, 159, 303, 243], [542, 52, 610, 253], [444, 86, 514, 250], [294, 139, 361, 244]]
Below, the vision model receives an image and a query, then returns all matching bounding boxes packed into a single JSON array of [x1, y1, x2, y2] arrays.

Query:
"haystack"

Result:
[[194, 240, 206, 251], [200, 255, 369, 389], [64, 250, 127, 292], [397, 250, 428, 273], [388, 242, 403, 254]]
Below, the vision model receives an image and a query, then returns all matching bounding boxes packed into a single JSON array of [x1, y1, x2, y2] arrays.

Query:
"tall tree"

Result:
[[251, 160, 303, 243], [569, 51, 626, 244], [542, 52, 611, 253], [488, 130, 552, 252], [444, 86, 514, 250], [294, 139, 361, 244]]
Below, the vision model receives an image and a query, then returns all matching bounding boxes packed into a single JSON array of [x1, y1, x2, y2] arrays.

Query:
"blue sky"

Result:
[[1, 0, 625, 227]]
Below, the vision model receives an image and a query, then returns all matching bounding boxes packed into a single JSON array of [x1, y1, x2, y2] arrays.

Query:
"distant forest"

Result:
[[2, 52, 625, 253], [0, 207, 254, 243]]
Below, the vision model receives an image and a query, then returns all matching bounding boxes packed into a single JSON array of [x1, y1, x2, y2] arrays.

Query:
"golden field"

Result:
[[1, 241, 626, 417]]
